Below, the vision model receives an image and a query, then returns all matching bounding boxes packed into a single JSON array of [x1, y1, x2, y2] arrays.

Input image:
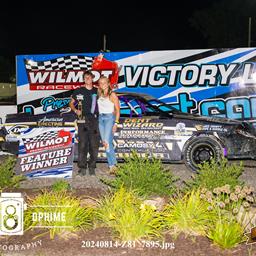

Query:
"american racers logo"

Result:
[[37, 117, 64, 127], [22, 130, 72, 154]]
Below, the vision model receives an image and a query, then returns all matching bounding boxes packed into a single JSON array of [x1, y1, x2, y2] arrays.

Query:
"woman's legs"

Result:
[[98, 115, 105, 146], [105, 133, 117, 167], [99, 114, 117, 167]]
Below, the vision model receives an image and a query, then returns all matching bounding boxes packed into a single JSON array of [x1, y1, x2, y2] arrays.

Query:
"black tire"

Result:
[[183, 136, 223, 172]]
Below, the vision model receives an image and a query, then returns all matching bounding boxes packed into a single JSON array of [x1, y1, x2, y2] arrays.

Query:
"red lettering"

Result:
[[30, 85, 82, 90]]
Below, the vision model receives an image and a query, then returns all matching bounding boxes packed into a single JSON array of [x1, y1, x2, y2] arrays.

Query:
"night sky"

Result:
[[0, 1, 217, 58]]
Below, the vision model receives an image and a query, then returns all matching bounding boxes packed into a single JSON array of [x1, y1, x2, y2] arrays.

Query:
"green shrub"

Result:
[[163, 190, 218, 237], [0, 156, 25, 189], [185, 158, 244, 191], [207, 214, 245, 249], [24, 190, 94, 239], [101, 150, 178, 197], [51, 180, 71, 192], [96, 187, 163, 242]]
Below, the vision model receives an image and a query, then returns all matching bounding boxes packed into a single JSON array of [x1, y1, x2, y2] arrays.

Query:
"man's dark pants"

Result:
[[77, 115, 100, 174]]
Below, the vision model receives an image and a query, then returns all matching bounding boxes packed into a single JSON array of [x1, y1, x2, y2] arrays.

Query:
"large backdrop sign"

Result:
[[16, 48, 256, 125]]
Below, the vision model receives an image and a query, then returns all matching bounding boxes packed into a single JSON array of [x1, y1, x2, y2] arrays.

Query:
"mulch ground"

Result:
[[1, 188, 256, 256], [1, 226, 256, 256]]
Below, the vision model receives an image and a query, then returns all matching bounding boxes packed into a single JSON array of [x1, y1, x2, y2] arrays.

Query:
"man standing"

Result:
[[69, 70, 99, 175]]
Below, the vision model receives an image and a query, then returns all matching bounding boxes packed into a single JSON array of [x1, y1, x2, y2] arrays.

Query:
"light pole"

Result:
[[248, 17, 252, 47], [101, 34, 110, 52], [103, 34, 107, 52]]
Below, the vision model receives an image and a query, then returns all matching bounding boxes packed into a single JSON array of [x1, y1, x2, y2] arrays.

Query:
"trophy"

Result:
[[76, 95, 85, 123]]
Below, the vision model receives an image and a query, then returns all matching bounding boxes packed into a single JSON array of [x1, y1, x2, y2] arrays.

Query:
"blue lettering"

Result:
[[41, 97, 71, 112], [226, 98, 251, 119], [200, 100, 225, 118], [178, 93, 196, 113], [251, 98, 256, 117], [200, 96, 256, 120]]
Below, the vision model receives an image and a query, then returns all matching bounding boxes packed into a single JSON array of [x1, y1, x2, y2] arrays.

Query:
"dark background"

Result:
[[0, 0, 256, 81]]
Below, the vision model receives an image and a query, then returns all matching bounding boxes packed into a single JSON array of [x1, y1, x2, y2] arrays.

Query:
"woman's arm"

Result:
[[111, 92, 120, 123], [111, 93, 120, 133]]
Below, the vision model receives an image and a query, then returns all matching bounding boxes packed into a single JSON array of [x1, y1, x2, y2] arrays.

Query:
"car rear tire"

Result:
[[183, 136, 224, 172]]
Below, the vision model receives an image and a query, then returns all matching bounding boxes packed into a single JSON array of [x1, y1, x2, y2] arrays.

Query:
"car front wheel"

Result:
[[183, 136, 224, 172]]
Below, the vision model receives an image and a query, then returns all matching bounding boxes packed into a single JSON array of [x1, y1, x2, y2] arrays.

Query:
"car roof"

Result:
[[116, 91, 155, 101]]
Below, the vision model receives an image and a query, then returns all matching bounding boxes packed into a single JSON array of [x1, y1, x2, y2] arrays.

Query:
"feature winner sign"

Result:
[[14, 127, 75, 178]]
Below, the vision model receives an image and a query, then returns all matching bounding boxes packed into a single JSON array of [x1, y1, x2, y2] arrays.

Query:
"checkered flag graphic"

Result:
[[24, 55, 94, 71], [23, 131, 59, 144]]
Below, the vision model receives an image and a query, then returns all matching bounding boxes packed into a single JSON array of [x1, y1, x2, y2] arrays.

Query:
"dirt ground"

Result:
[[2, 224, 255, 256], [1, 159, 256, 255]]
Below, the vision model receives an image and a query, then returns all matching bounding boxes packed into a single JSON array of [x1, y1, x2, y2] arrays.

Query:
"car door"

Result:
[[112, 95, 193, 162]]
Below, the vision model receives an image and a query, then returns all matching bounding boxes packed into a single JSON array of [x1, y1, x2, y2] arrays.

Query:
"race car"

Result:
[[1, 92, 256, 171], [114, 92, 256, 171]]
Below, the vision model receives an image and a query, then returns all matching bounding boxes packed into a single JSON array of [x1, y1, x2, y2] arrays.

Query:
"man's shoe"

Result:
[[78, 168, 87, 176], [88, 168, 96, 175]]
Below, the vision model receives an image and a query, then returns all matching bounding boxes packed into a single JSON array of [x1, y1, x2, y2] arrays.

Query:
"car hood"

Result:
[[171, 111, 256, 135], [172, 112, 241, 125]]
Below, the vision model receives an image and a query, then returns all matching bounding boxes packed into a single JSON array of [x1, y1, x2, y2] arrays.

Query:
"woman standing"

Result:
[[97, 76, 120, 173]]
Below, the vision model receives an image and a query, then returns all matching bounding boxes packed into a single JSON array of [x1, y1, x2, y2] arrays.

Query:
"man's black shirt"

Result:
[[71, 87, 97, 117]]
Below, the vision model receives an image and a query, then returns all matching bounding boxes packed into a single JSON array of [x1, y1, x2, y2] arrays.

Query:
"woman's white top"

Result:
[[97, 96, 115, 114]]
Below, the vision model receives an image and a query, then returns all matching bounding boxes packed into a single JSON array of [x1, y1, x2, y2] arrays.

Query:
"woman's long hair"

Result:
[[98, 76, 112, 97]]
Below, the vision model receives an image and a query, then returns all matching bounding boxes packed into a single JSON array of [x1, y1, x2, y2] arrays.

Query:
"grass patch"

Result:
[[185, 158, 244, 191], [51, 180, 71, 193], [96, 187, 163, 242], [163, 190, 217, 237], [101, 150, 178, 197], [0, 156, 25, 190], [24, 190, 95, 239], [207, 214, 245, 249]]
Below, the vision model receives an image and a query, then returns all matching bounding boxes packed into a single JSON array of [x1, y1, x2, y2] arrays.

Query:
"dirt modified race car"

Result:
[[1, 92, 256, 172]]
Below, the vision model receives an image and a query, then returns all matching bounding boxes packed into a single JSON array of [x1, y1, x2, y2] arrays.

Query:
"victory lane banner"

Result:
[[14, 127, 75, 178], [16, 48, 256, 126]]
